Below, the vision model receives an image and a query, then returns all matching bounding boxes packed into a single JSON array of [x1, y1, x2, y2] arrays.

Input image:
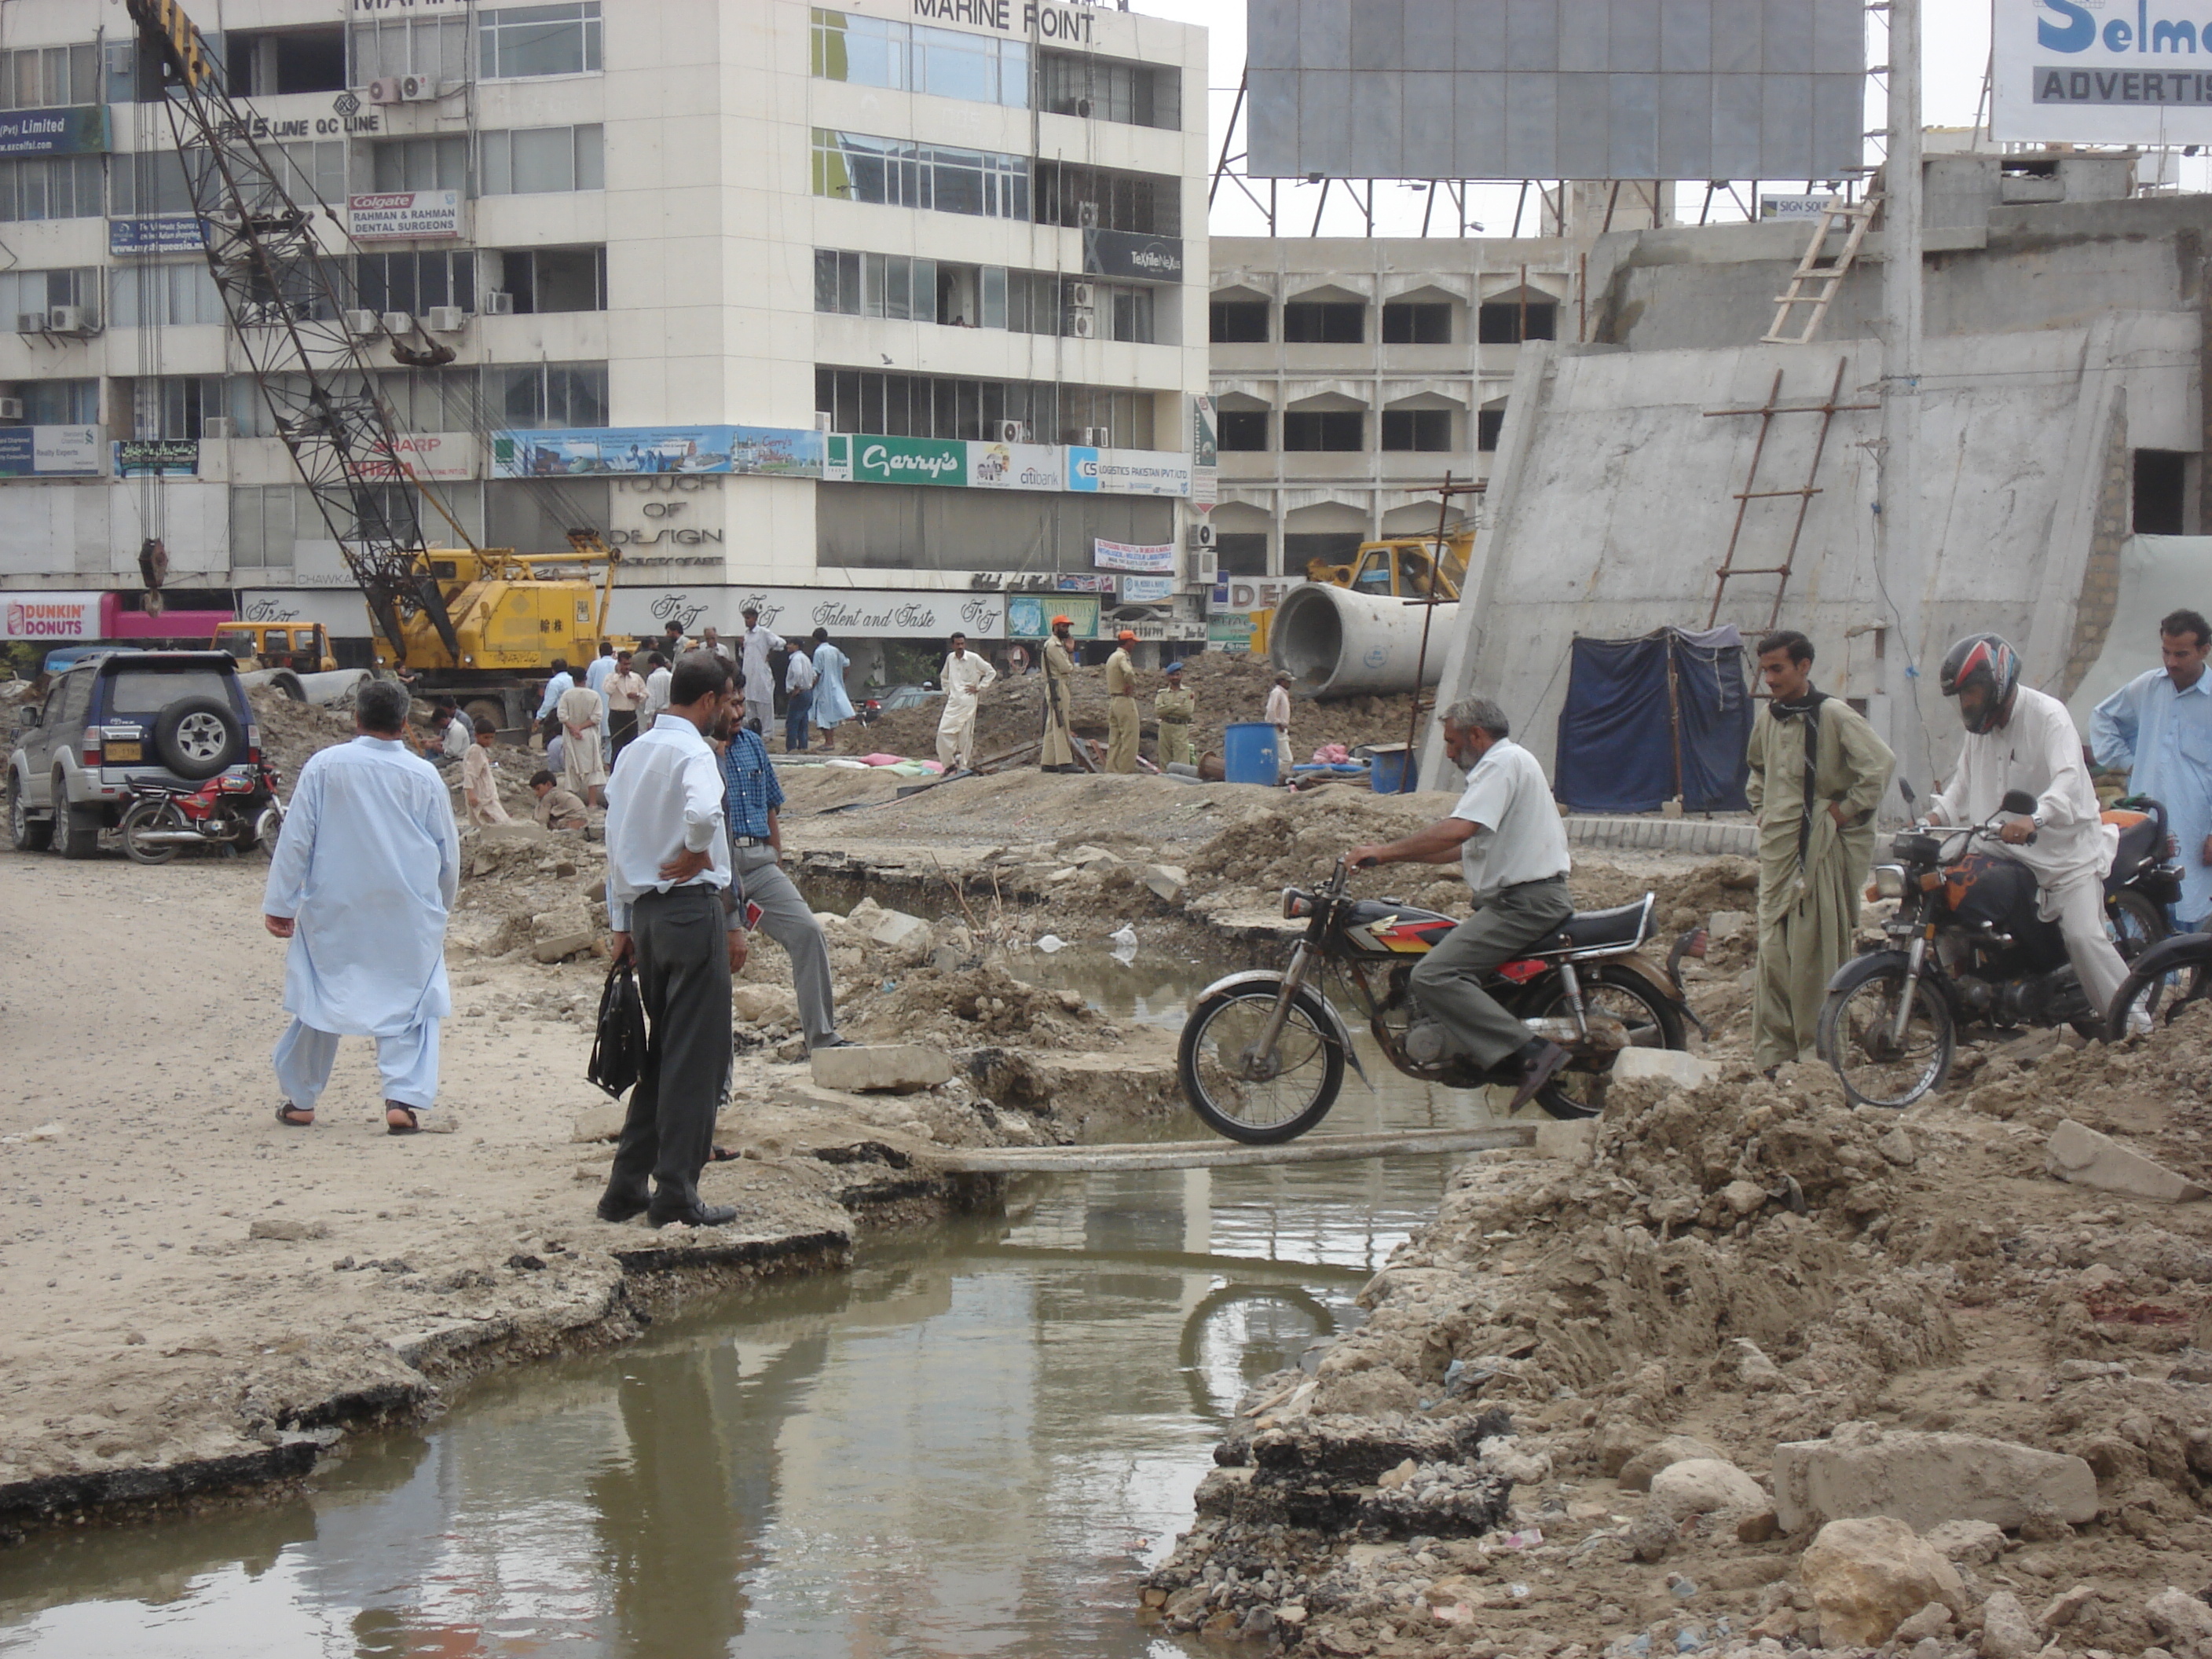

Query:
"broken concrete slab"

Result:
[[475, 820, 548, 845], [530, 932, 598, 963], [2046, 1118, 2209, 1203], [1143, 862, 1188, 903], [1772, 1423, 2099, 1534], [808, 1043, 955, 1094], [1610, 1047, 1719, 1090], [1705, 909, 1749, 943], [862, 909, 934, 958], [732, 984, 800, 1025]]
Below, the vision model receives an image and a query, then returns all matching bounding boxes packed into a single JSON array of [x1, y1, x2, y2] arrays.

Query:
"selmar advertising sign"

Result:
[[1994, 0, 2212, 145]]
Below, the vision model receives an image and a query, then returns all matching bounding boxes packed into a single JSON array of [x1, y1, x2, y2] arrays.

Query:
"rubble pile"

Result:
[[247, 687, 355, 782], [1144, 1018, 2212, 1658], [840, 958, 1115, 1053]]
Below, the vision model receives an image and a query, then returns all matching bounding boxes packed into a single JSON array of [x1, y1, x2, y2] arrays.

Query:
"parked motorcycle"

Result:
[[1177, 857, 1696, 1144], [119, 760, 286, 866], [1818, 783, 2180, 1107], [2105, 914, 2212, 1042]]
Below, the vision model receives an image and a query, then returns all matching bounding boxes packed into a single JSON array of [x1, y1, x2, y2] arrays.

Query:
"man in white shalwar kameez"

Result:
[[935, 632, 998, 771], [264, 679, 460, 1134]]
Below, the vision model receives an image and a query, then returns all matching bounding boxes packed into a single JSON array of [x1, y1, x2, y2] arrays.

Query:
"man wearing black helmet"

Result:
[[1925, 633, 2129, 1024]]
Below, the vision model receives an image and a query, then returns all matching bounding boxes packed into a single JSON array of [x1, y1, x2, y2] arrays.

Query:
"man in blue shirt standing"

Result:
[[720, 716, 851, 1052], [2092, 607, 2212, 925], [535, 657, 574, 752]]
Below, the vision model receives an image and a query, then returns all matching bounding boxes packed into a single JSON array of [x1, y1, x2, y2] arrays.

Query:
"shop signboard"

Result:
[[1119, 574, 1176, 603], [606, 585, 1006, 641], [1993, 0, 2212, 145], [1093, 537, 1174, 574], [967, 440, 1064, 491], [493, 426, 822, 478], [2, 591, 99, 639], [1007, 593, 1099, 639], [1082, 227, 1184, 282], [0, 426, 102, 478], [237, 589, 375, 635], [1067, 446, 1192, 497], [1207, 610, 1256, 650], [110, 215, 208, 255], [347, 189, 461, 240], [0, 105, 108, 157], [347, 433, 477, 482], [1190, 394, 1218, 513], [833, 433, 969, 488], [115, 438, 200, 477]]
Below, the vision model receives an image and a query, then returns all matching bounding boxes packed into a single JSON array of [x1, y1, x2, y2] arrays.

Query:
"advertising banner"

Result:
[[1008, 593, 1100, 639], [1757, 194, 1833, 220], [348, 189, 461, 240], [1093, 538, 1175, 574], [2, 591, 99, 639], [109, 216, 209, 255], [115, 439, 200, 478], [1067, 446, 1192, 497], [1216, 577, 1298, 613], [237, 589, 375, 634], [493, 426, 822, 478], [967, 440, 1064, 491], [1992, 0, 2212, 145], [0, 106, 108, 157], [1207, 610, 1256, 650], [1083, 227, 1185, 282], [606, 584, 1005, 641], [1119, 574, 1176, 603], [1054, 573, 1115, 593], [830, 433, 969, 488], [1190, 394, 1218, 513], [348, 433, 477, 482], [0, 426, 102, 478]]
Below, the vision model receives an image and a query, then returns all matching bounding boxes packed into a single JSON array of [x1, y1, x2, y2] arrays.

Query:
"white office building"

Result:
[[0, 0, 1212, 672]]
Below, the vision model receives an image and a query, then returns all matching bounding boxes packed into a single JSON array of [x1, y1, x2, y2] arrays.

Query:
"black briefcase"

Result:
[[587, 961, 647, 1098]]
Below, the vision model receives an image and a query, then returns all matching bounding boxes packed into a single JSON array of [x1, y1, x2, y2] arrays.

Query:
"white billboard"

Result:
[[1992, 0, 2212, 145], [348, 189, 460, 240]]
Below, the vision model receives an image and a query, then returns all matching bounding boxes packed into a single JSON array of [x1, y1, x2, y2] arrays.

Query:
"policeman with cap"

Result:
[[1106, 628, 1141, 774], [1041, 613, 1081, 772], [1154, 661, 1196, 768]]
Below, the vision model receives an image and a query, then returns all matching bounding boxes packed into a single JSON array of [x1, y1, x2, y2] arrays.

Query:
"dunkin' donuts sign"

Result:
[[2, 592, 97, 639]]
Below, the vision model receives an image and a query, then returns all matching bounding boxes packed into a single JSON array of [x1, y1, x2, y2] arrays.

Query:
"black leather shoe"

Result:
[[1505, 1040, 1570, 1114], [595, 1194, 649, 1224], [811, 1035, 858, 1051], [648, 1202, 738, 1229]]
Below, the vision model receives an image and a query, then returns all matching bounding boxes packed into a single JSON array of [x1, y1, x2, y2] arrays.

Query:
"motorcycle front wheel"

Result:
[[2105, 932, 2212, 1042], [119, 797, 185, 866], [1817, 954, 1957, 1108], [1177, 980, 1346, 1144]]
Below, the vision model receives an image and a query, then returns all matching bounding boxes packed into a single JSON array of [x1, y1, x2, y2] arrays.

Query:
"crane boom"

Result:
[[125, 0, 458, 661]]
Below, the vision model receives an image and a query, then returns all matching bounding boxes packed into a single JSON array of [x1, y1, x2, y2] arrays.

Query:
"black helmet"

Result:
[[1939, 634, 2021, 735]]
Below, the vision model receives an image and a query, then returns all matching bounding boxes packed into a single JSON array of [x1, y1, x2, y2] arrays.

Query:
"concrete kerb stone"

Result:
[[1772, 1423, 2099, 1534], [809, 1043, 957, 1094], [2047, 1118, 2210, 1203]]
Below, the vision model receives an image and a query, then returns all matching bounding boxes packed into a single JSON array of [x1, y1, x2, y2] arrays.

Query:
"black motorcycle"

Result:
[[1818, 784, 2180, 1107]]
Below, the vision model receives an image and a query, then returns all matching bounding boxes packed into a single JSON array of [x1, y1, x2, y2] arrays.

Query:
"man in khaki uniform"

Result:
[[1040, 615, 1081, 773], [1153, 661, 1195, 767], [1105, 629, 1140, 774]]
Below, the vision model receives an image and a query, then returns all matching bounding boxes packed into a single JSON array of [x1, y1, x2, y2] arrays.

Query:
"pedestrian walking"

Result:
[[534, 657, 574, 752], [739, 607, 785, 735], [2092, 607, 2212, 925], [585, 640, 617, 747], [1105, 628, 1140, 774], [598, 652, 747, 1229], [264, 679, 460, 1135], [1154, 661, 1195, 767], [1265, 672, 1294, 783], [558, 679, 608, 807], [640, 652, 673, 727], [606, 650, 647, 756], [460, 716, 511, 826], [809, 628, 856, 740], [1743, 630, 1895, 1073], [1041, 616, 1080, 772], [720, 716, 854, 1052], [783, 639, 817, 752], [936, 631, 998, 772], [530, 770, 590, 830]]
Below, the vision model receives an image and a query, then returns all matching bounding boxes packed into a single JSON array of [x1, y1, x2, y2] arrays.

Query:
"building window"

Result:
[[1282, 410, 1362, 452], [112, 262, 225, 328], [1382, 302, 1451, 345], [493, 247, 606, 313], [112, 152, 195, 218], [478, 2, 602, 79], [1287, 533, 1364, 573], [231, 485, 306, 570], [811, 130, 1028, 220], [0, 44, 97, 110], [1038, 49, 1179, 129], [353, 15, 471, 83], [0, 156, 101, 222], [1033, 161, 1178, 236], [16, 377, 97, 425], [1381, 409, 1452, 452], [131, 375, 222, 440], [225, 26, 346, 97], [1214, 533, 1268, 576], [815, 365, 1155, 449], [2135, 450, 2190, 535], [354, 250, 476, 317], [1282, 302, 1363, 344], [1477, 299, 1557, 344], [1210, 300, 1267, 343], [0, 268, 98, 330], [1477, 408, 1507, 451], [493, 361, 607, 428], [1217, 410, 1268, 452], [810, 9, 1027, 108], [481, 126, 603, 194]]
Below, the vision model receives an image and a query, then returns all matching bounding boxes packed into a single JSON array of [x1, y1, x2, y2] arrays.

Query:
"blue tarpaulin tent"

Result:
[[1554, 624, 1752, 814]]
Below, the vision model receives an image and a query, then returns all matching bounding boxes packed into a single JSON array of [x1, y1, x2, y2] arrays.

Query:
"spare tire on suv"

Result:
[[152, 694, 246, 780]]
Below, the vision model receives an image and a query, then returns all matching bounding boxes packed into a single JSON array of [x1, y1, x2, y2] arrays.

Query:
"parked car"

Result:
[[9, 650, 259, 859]]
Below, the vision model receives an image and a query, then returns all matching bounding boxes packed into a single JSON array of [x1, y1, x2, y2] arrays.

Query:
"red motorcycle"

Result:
[[118, 760, 286, 865]]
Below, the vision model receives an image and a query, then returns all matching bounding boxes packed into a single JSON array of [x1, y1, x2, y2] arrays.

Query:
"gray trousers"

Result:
[[745, 695, 773, 735], [1408, 876, 1575, 1068], [734, 844, 837, 1046], [603, 884, 731, 1212]]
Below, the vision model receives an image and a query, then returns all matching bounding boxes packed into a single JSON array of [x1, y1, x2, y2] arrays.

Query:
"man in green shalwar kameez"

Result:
[[1744, 631, 1895, 1072]]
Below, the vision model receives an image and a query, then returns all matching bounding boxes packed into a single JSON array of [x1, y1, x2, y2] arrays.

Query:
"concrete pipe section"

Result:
[[1269, 581, 1460, 698]]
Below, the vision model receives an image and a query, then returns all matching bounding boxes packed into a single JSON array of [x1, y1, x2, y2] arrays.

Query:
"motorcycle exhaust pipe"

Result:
[[128, 829, 228, 846]]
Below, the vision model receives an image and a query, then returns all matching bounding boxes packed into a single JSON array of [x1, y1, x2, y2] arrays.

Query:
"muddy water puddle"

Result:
[[0, 953, 1509, 1658]]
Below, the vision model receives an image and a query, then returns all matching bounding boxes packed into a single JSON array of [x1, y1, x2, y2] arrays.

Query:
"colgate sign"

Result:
[[2, 591, 97, 639]]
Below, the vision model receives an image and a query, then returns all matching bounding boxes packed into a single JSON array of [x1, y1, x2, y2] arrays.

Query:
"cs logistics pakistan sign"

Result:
[[1995, 0, 2212, 145]]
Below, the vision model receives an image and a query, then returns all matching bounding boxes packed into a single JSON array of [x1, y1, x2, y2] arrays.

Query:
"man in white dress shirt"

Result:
[[738, 606, 785, 736], [935, 632, 998, 771]]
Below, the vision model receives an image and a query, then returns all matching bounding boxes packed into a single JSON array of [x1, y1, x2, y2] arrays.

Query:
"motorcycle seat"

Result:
[[2109, 811, 2161, 873], [1546, 894, 1653, 955]]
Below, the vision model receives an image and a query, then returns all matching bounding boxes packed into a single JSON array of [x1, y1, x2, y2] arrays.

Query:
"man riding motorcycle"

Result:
[[1925, 633, 2130, 1026], [1346, 695, 1574, 1111]]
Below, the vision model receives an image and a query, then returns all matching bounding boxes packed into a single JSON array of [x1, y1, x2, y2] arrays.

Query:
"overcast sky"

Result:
[[1137, 2, 2006, 236]]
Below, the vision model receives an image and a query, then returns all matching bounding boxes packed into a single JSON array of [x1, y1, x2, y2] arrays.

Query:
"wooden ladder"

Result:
[[1761, 194, 1881, 346], [1703, 359, 1877, 630]]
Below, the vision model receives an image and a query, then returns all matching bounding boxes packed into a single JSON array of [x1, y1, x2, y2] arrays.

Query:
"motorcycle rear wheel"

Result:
[[119, 797, 185, 866], [1531, 965, 1688, 1119], [1817, 956, 1956, 1108], [1178, 980, 1346, 1144], [2105, 934, 2211, 1043]]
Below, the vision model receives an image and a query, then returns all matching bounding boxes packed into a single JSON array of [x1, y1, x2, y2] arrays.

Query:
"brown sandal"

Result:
[[386, 1104, 421, 1136], [277, 1102, 314, 1127]]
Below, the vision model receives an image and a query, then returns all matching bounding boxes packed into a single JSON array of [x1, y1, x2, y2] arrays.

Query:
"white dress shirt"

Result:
[[602, 713, 734, 931], [1450, 737, 1573, 902], [741, 624, 786, 698], [1928, 684, 2116, 887], [640, 665, 673, 725]]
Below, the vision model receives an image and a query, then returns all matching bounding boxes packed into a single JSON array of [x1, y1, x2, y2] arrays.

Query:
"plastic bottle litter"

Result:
[[1035, 934, 1068, 954]]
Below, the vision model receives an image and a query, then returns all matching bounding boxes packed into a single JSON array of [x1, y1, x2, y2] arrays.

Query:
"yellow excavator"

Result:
[[1305, 533, 1473, 601]]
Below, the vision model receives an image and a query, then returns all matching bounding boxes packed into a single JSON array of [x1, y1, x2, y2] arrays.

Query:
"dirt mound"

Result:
[[840, 960, 1115, 1051], [247, 687, 355, 785]]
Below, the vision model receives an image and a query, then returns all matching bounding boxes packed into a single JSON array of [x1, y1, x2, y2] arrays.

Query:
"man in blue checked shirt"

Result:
[[2093, 607, 2212, 925], [719, 714, 854, 1051]]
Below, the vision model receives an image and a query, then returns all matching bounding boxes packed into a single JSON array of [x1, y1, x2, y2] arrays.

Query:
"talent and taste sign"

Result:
[[606, 585, 1009, 641]]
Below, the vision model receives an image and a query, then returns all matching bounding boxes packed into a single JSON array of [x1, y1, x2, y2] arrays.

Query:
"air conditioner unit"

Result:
[[46, 306, 91, 335], [366, 77, 405, 105], [1066, 281, 1096, 309], [1082, 425, 1109, 446], [1068, 310, 1097, 339], [202, 416, 235, 440], [1188, 521, 1216, 550], [342, 308, 381, 335], [1190, 548, 1218, 584], [425, 305, 466, 333], [1077, 200, 1099, 229], [815, 412, 833, 432], [484, 290, 516, 316], [104, 42, 134, 76], [399, 73, 437, 101], [0, 397, 22, 420], [380, 311, 414, 335], [995, 420, 1027, 444], [13, 314, 43, 335], [1074, 96, 1094, 118]]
